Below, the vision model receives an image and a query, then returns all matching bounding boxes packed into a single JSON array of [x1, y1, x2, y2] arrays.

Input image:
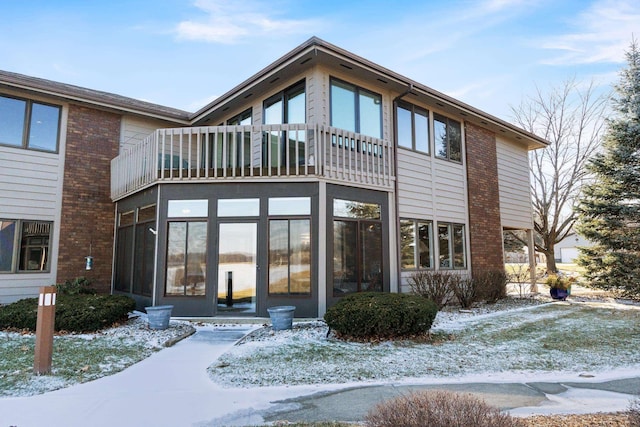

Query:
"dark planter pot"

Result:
[[550, 287, 570, 300]]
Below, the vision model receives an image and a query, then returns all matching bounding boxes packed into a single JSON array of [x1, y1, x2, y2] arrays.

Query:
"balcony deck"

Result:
[[111, 124, 395, 200]]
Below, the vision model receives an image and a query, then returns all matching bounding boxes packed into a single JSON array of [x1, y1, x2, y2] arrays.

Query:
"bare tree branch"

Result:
[[511, 78, 609, 273]]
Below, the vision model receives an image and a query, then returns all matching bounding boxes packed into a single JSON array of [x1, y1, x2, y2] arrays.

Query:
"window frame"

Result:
[[164, 219, 208, 297], [330, 77, 382, 139], [0, 94, 61, 153], [400, 219, 433, 270], [437, 222, 467, 270], [434, 113, 462, 163], [0, 219, 53, 274], [267, 197, 312, 297], [396, 101, 430, 154]]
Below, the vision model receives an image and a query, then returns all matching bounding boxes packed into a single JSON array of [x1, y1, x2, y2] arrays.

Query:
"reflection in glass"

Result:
[[0, 220, 16, 272], [434, 113, 462, 162], [434, 115, 448, 159], [333, 199, 380, 219], [418, 222, 432, 268], [165, 222, 207, 296], [360, 221, 382, 292], [19, 221, 51, 271], [438, 224, 451, 268], [449, 120, 462, 162], [218, 223, 257, 313], [269, 219, 311, 295], [453, 224, 466, 268], [415, 109, 429, 153], [358, 89, 382, 139], [400, 220, 433, 270], [226, 109, 252, 168], [0, 96, 26, 147], [333, 220, 357, 295], [263, 83, 306, 168], [397, 105, 412, 149], [268, 197, 311, 215], [217, 198, 259, 217], [330, 80, 356, 133], [168, 200, 208, 218], [333, 219, 382, 296], [115, 226, 133, 292], [28, 103, 60, 152], [400, 220, 415, 269]]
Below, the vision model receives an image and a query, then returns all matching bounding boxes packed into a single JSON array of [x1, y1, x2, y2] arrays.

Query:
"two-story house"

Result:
[[0, 37, 546, 317]]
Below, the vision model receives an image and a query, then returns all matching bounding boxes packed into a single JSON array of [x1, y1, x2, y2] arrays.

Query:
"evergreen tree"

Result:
[[576, 41, 640, 297]]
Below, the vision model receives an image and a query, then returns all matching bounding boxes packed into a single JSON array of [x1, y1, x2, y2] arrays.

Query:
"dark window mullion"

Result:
[[22, 101, 32, 149]]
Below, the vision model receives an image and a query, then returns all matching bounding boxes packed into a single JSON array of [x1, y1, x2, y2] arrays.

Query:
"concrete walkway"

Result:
[[0, 325, 638, 427]]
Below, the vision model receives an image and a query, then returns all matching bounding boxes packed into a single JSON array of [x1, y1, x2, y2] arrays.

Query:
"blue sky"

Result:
[[0, 0, 638, 120]]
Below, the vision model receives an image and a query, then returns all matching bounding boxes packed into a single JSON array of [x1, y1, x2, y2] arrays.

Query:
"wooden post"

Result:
[[34, 285, 56, 375], [527, 229, 538, 294]]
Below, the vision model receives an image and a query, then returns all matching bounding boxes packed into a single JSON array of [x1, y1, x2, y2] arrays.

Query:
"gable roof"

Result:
[[0, 70, 191, 123], [0, 37, 549, 149], [191, 36, 549, 150]]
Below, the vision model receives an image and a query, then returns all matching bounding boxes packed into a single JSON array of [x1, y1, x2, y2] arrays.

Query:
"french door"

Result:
[[217, 222, 258, 314]]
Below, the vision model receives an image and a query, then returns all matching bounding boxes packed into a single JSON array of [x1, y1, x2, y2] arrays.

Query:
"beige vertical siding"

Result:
[[496, 137, 533, 229], [120, 115, 178, 152], [0, 146, 60, 302]]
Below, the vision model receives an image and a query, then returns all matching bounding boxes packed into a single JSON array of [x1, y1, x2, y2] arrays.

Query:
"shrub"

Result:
[[544, 274, 576, 290], [507, 264, 533, 298], [474, 269, 508, 303], [56, 276, 97, 295], [365, 390, 525, 427], [450, 276, 477, 308], [324, 292, 438, 340], [408, 271, 454, 309], [629, 395, 640, 427], [0, 294, 135, 333]]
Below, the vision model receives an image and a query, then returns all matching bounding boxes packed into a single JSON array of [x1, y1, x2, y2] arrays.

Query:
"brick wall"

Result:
[[465, 122, 504, 273], [57, 104, 121, 293]]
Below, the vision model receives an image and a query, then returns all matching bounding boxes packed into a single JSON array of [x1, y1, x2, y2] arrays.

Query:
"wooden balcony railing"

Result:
[[111, 124, 394, 200]]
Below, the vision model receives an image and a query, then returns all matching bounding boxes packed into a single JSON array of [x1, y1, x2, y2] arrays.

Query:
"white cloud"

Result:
[[540, 0, 640, 65], [175, 0, 322, 44]]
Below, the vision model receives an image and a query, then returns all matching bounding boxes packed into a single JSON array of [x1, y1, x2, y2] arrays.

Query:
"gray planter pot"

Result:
[[145, 305, 174, 330], [267, 305, 296, 331]]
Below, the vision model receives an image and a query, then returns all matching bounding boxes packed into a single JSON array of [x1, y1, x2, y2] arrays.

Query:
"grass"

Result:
[[210, 302, 640, 387], [0, 319, 193, 397], [0, 334, 153, 396]]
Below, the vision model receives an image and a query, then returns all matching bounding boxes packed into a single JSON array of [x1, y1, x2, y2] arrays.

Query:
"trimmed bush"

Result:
[[474, 269, 508, 303], [55, 276, 97, 295], [365, 390, 525, 427], [407, 271, 454, 310], [324, 292, 438, 340], [451, 276, 477, 309], [0, 294, 135, 333]]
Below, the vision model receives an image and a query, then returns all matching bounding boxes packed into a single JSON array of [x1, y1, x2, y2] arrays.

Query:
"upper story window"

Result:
[[330, 78, 382, 139], [0, 94, 61, 153], [397, 101, 429, 154], [264, 81, 305, 125], [263, 81, 306, 168], [434, 113, 462, 163]]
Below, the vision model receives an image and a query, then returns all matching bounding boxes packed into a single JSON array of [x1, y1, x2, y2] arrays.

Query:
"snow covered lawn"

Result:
[[0, 317, 194, 397], [208, 299, 640, 387]]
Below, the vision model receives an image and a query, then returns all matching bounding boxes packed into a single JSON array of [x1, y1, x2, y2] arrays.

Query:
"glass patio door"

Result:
[[217, 222, 257, 314]]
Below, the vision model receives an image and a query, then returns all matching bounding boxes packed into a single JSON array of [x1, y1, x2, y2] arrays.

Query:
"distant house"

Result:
[[554, 233, 593, 264], [0, 37, 547, 317]]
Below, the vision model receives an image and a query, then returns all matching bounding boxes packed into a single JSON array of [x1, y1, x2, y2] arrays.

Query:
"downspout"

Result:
[[392, 84, 413, 293]]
